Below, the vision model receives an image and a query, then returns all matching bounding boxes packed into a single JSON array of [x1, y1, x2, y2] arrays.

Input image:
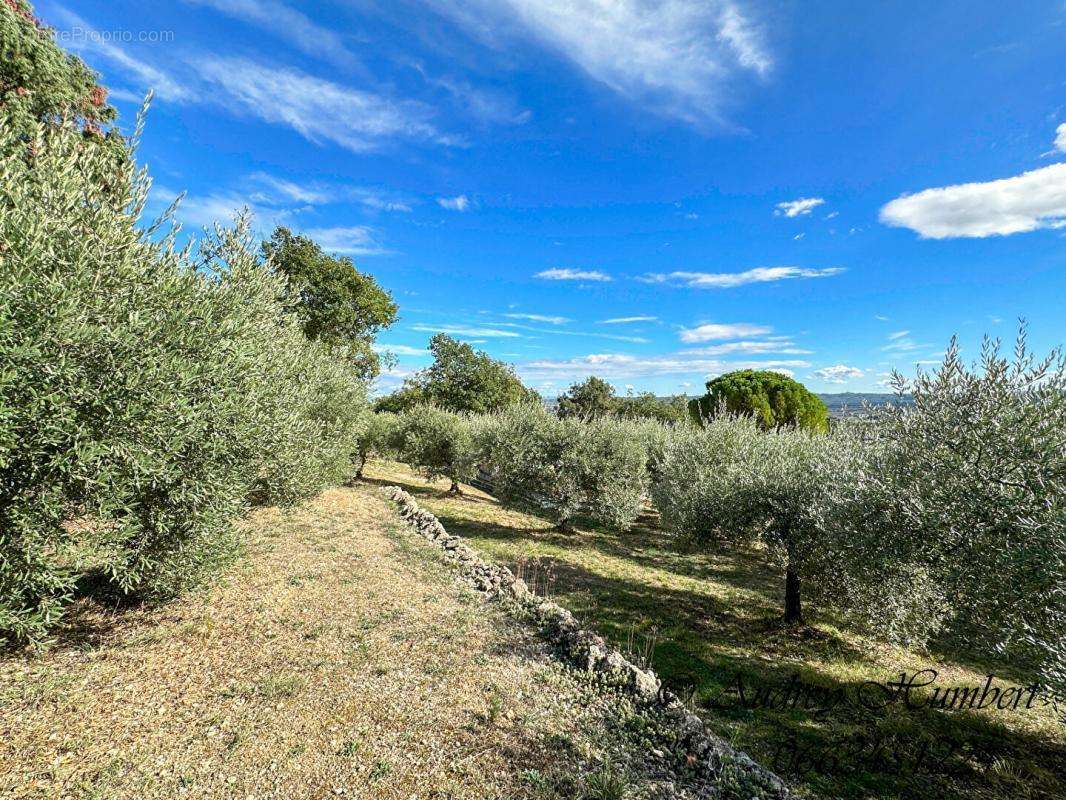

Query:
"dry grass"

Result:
[[0, 486, 666, 799], [363, 460, 1066, 800]]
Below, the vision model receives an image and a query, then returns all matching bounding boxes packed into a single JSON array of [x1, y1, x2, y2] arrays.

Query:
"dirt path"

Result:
[[0, 486, 656, 799]]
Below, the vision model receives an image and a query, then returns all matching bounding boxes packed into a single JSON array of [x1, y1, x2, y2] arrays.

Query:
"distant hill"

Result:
[[817, 392, 910, 417]]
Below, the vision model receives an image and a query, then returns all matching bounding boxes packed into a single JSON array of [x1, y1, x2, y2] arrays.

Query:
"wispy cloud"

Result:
[[535, 268, 612, 282], [681, 338, 811, 356], [373, 343, 430, 357], [640, 266, 843, 288], [678, 322, 773, 343], [599, 316, 658, 324], [775, 197, 825, 217], [301, 226, 390, 255], [495, 321, 647, 344], [51, 6, 192, 102], [879, 163, 1066, 238], [154, 185, 288, 229], [197, 57, 455, 152], [424, 0, 772, 125], [411, 324, 521, 338], [517, 353, 808, 383], [249, 173, 413, 212], [881, 332, 924, 353], [437, 194, 471, 211], [813, 364, 863, 383], [1055, 122, 1066, 153], [503, 313, 570, 324], [184, 0, 357, 67]]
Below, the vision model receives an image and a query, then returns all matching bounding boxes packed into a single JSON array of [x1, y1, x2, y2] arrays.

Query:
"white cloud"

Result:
[[1055, 123, 1066, 153], [248, 173, 412, 212], [879, 163, 1066, 238], [424, 0, 771, 125], [248, 173, 334, 205], [881, 332, 923, 353], [301, 226, 390, 255], [184, 0, 357, 67], [813, 365, 863, 384], [372, 344, 430, 357], [437, 194, 471, 211], [681, 339, 811, 356], [640, 266, 844, 289], [503, 313, 570, 324], [535, 268, 612, 282], [495, 321, 648, 344], [411, 324, 521, 338], [600, 316, 658, 324], [775, 197, 825, 217], [518, 352, 808, 382], [678, 322, 772, 343], [197, 57, 454, 152], [51, 7, 192, 102], [155, 186, 288, 229]]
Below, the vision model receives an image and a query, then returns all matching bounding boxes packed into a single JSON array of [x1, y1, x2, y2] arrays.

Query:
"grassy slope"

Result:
[[1, 485, 685, 799], [363, 461, 1065, 800]]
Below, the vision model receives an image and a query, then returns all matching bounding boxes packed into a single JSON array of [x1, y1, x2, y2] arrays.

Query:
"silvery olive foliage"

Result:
[[833, 331, 1066, 689], [0, 115, 368, 643], [477, 405, 649, 530], [391, 407, 479, 493], [351, 412, 400, 480], [653, 413, 856, 621]]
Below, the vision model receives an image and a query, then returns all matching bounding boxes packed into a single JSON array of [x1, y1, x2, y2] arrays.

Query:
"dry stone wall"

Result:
[[383, 485, 791, 799]]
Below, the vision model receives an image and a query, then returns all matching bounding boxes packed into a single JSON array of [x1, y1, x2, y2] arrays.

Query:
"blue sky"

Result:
[[43, 0, 1066, 396]]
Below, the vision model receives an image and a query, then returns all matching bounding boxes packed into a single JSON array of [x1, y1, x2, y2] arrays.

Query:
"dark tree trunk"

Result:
[[784, 563, 803, 624]]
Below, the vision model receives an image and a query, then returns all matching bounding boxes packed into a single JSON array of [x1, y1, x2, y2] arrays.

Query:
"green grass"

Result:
[[366, 460, 1066, 800]]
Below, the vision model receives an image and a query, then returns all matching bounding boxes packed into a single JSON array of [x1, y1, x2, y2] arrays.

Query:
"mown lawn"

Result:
[[365, 460, 1066, 800]]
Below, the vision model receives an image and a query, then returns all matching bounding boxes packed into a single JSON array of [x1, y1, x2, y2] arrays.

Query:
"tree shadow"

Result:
[[368, 468, 1065, 800]]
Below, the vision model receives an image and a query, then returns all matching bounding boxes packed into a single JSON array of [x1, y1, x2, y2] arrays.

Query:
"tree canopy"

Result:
[[557, 377, 688, 423], [557, 376, 616, 420], [262, 227, 398, 381], [375, 334, 534, 414], [688, 369, 828, 432], [2, 0, 123, 154]]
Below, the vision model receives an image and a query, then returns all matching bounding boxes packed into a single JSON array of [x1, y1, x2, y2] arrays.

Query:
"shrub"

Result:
[[688, 370, 828, 432], [0, 114, 367, 643], [829, 331, 1066, 688], [391, 407, 478, 493], [480, 406, 648, 530]]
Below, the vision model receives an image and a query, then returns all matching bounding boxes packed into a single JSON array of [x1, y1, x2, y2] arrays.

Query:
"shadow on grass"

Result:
[[364, 469, 1066, 800]]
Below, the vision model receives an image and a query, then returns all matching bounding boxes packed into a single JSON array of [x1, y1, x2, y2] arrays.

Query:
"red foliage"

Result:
[[90, 85, 107, 107], [3, 0, 41, 27]]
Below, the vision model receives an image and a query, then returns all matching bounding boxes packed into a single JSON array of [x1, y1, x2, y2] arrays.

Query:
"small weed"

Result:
[[337, 739, 361, 758], [583, 759, 631, 800]]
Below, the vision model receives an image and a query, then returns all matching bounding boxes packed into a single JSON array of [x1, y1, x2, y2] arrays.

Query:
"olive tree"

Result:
[[832, 331, 1066, 688], [480, 406, 648, 531], [349, 412, 399, 481], [391, 407, 478, 494], [0, 112, 368, 643], [653, 414, 854, 623]]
